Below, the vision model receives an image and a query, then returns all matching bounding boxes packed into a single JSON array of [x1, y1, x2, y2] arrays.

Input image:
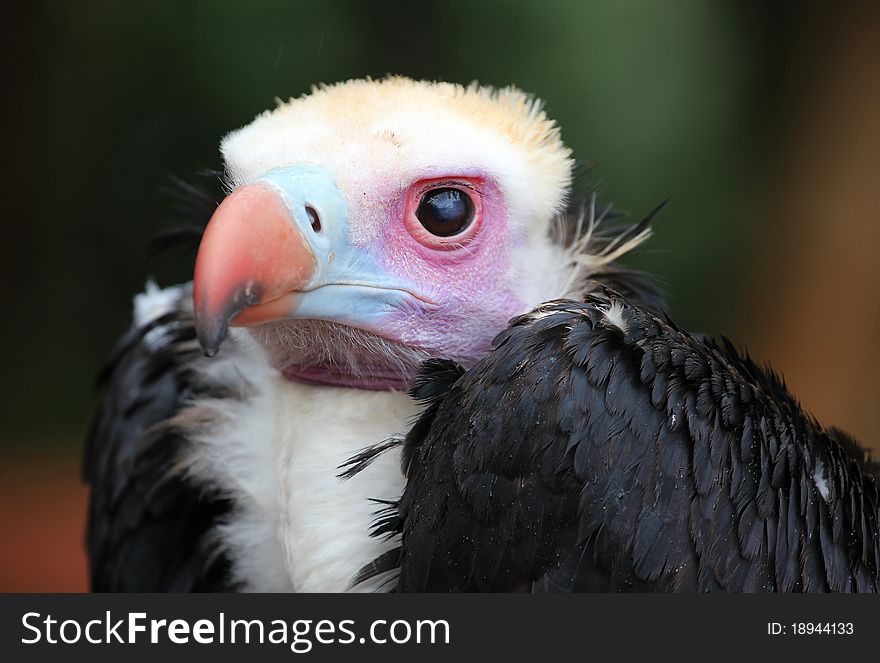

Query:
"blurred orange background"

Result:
[[1, 1, 878, 592]]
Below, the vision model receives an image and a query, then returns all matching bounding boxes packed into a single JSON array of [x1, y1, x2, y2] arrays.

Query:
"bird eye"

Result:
[[415, 188, 475, 237]]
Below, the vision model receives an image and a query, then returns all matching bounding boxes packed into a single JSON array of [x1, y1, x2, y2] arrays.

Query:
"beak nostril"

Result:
[[306, 206, 321, 234]]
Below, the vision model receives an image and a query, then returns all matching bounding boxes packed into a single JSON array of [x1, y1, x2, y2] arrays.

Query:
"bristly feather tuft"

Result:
[[553, 186, 668, 312], [338, 437, 404, 481], [250, 319, 433, 383], [147, 173, 224, 256]]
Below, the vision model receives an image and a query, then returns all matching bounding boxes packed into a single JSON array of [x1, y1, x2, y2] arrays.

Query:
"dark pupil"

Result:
[[415, 188, 474, 237]]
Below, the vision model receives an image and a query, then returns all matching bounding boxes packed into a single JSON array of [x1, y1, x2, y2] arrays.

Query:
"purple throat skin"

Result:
[[251, 319, 439, 392], [279, 362, 415, 391]]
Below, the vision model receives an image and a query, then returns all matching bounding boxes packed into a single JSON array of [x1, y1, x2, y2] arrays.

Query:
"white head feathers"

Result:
[[220, 77, 573, 249]]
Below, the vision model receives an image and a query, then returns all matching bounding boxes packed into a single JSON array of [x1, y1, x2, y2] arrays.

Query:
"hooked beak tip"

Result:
[[194, 285, 264, 356], [197, 325, 224, 357], [191, 181, 318, 357]]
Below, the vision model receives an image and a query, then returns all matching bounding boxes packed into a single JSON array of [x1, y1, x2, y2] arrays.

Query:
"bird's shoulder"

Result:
[[84, 281, 234, 591], [379, 291, 879, 592]]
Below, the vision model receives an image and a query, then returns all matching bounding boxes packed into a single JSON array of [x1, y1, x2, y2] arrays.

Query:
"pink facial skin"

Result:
[[372, 171, 527, 368]]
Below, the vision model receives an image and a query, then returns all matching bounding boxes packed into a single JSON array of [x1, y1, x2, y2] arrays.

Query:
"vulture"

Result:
[[85, 77, 880, 593]]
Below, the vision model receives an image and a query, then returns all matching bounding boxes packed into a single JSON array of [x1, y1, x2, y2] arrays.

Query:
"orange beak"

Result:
[[193, 182, 317, 356]]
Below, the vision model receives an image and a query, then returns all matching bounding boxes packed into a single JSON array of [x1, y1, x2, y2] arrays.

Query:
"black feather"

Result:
[[338, 437, 404, 481], [364, 291, 879, 592], [83, 286, 233, 592], [147, 173, 223, 256]]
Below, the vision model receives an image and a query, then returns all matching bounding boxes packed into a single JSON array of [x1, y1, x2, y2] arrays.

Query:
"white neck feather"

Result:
[[183, 342, 417, 592]]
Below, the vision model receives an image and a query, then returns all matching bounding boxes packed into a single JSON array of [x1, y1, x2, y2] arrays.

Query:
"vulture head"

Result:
[[193, 78, 630, 389]]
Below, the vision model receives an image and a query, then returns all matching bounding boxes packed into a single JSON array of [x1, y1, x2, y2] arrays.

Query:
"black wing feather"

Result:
[[83, 286, 233, 591], [374, 293, 880, 592]]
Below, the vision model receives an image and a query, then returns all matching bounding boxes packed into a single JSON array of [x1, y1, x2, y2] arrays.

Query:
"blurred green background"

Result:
[[1, 1, 878, 590]]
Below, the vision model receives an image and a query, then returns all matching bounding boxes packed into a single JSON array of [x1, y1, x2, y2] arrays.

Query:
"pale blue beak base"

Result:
[[254, 165, 423, 332]]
